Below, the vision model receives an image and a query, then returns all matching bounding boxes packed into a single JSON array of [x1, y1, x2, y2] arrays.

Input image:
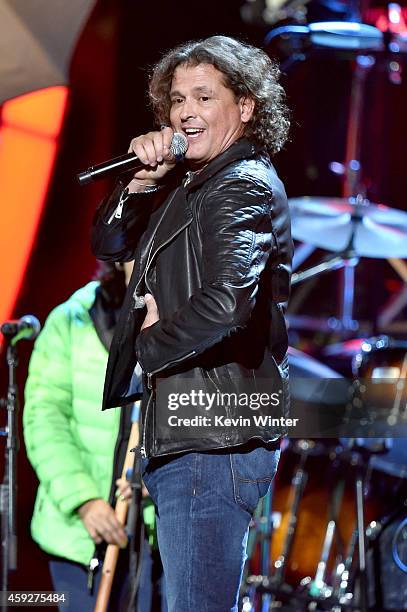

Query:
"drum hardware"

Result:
[[308, 479, 346, 601], [244, 338, 407, 610], [348, 337, 407, 478], [346, 336, 407, 439], [241, 0, 310, 28], [365, 508, 407, 609], [267, 9, 407, 335], [241, 350, 349, 610], [245, 573, 360, 610], [365, 504, 407, 546], [289, 346, 348, 410], [265, 21, 384, 53], [242, 446, 312, 610], [292, 243, 316, 272], [290, 225, 360, 335], [248, 2, 407, 601], [391, 516, 407, 574], [289, 196, 407, 261], [348, 335, 405, 596], [336, 334, 407, 609], [303, 439, 390, 612], [332, 530, 358, 609], [323, 338, 367, 360], [244, 441, 356, 611], [272, 446, 309, 588], [289, 192, 407, 334], [243, 454, 381, 611], [288, 38, 373, 335], [242, 486, 277, 611], [242, 443, 313, 610], [378, 281, 407, 330], [288, 465, 362, 610], [286, 313, 372, 335], [354, 449, 368, 612], [377, 257, 407, 331]]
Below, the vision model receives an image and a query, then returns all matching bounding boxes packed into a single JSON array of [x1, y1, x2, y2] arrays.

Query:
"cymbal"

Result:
[[288, 346, 348, 405], [289, 196, 407, 258], [307, 21, 383, 51], [265, 21, 407, 54], [265, 21, 384, 52]]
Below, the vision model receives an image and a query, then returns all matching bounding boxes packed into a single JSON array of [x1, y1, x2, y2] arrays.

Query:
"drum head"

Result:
[[353, 337, 407, 479]]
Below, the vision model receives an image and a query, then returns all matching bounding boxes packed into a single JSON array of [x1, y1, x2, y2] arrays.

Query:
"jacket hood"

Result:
[[65, 281, 99, 320]]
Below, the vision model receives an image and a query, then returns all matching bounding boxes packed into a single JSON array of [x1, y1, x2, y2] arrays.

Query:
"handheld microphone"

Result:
[[1, 315, 41, 344], [77, 132, 188, 186]]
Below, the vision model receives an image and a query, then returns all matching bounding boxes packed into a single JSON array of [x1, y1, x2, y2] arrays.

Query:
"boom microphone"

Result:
[[77, 132, 189, 186], [1, 315, 41, 343]]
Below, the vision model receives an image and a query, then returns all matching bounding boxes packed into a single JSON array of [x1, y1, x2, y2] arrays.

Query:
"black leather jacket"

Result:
[[91, 138, 293, 458]]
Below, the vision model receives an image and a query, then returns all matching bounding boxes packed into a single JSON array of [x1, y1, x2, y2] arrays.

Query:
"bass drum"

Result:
[[357, 338, 407, 610], [352, 336, 407, 479]]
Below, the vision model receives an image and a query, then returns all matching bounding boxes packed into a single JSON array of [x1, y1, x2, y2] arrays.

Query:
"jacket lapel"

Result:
[[148, 184, 192, 259], [184, 138, 259, 192], [134, 138, 260, 285]]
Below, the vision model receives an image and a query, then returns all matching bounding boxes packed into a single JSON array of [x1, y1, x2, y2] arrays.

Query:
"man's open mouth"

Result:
[[183, 128, 205, 139]]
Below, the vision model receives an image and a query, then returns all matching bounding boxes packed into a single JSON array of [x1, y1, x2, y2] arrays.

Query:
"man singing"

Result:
[[91, 35, 292, 612]]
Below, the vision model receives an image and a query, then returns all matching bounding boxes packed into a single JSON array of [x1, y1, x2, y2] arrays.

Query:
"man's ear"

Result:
[[240, 97, 255, 123]]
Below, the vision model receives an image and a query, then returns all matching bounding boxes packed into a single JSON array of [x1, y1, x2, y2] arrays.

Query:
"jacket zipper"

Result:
[[134, 216, 192, 302], [134, 193, 195, 454], [140, 392, 154, 458], [132, 187, 190, 301], [107, 187, 129, 224], [206, 370, 231, 442], [146, 350, 197, 390], [206, 370, 221, 394], [140, 350, 197, 457], [137, 215, 195, 388]]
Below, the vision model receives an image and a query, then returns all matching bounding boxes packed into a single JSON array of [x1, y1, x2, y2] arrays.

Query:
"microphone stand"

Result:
[[0, 340, 20, 592], [124, 446, 144, 612]]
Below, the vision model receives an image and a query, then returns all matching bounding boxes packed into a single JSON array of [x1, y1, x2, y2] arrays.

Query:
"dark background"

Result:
[[1, 0, 406, 596]]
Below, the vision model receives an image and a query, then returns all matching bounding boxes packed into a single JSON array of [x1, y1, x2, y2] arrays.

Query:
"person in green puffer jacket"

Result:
[[23, 262, 166, 612]]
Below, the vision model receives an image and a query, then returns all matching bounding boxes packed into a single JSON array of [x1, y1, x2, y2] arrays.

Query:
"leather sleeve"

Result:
[[90, 182, 163, 262], [136, 177, 278, 375]]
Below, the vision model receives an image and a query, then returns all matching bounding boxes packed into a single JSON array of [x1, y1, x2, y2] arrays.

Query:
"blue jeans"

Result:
[[142, 444, 280, 612]]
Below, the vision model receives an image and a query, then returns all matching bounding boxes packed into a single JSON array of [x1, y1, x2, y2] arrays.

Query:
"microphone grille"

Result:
[[170, 132, 188, 158], [21, 315, 41, 340]]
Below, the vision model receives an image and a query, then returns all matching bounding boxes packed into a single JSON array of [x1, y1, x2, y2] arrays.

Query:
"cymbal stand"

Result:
[[292, 50, 376, 333], [339, 50, 375, 332], [242, 442, 311, 610], [291, 202, 361, 295], [271, 443, 309, 589], [303, 45, 407, 333], [308, 478, 346, 602], [332, 529, 358, 611], [334, 439, 384, 612], [241, 486, 275, 612], [258, 484, 274, 611]]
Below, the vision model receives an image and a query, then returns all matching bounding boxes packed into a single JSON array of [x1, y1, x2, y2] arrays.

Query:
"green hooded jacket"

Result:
[[23, 282, 123, 566]]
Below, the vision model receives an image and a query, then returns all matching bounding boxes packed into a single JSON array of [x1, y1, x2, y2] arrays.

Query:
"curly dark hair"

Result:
[[149, 35, 290, 155]]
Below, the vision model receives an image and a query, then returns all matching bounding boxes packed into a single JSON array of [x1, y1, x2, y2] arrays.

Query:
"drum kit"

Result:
[[242, 340, 407, 611], [242, 1, 407, 610]]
